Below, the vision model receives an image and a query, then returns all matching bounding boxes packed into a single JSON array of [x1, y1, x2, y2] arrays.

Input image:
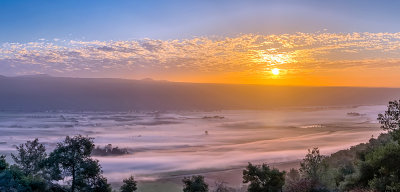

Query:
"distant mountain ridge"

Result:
[[0, 75, 399, 111], [14, 74, 52, 78]]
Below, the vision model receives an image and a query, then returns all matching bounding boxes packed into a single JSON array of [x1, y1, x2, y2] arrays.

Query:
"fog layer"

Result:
[[0, 105, 384, 181]]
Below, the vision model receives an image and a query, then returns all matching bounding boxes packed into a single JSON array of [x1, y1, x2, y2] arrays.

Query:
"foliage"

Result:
[[182, 175, 209, 192], [378, 100, 400, 142], [299, 148, 325, 186], [1, 142, 50, 192], [283, 178, 314, 192], [243, 162, 285, 192], [364, 142, 400, 191], [0, 164, 48, 192], [11, 138, 47, 176], [0, 154, 8, 171], [286, 168, 300, 183], [283, 168, 302, 191], [314, 100, 400, 192], [47, 135, 111, 192], [377, 100, 400, 132], [120, 175, 138, 192], [0, 136, 122, 191]]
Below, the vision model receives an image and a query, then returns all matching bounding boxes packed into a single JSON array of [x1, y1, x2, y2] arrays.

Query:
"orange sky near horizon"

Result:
[[2, 32, 400, 87], [144, 67, 400, 88]]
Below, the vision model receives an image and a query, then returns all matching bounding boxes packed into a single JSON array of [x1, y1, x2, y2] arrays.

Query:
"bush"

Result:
[[120, 175, 138, 192], [182, 175, 209, 192], [243, 163, 285, 192]]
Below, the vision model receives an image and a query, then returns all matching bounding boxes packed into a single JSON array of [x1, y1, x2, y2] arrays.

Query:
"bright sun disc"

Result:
[[271, 68, 280, 75]]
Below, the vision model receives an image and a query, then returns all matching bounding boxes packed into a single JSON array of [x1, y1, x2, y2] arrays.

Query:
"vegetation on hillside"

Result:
[[176, 100, 400, 192]]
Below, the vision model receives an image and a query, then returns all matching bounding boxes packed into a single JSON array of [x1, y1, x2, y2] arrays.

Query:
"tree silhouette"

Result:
[[0, 155, 7, 171], [243, 163, 285, 192], [11, 138, 47, 176], [47, 135, 111, 192], [378, 100, 400, 142], [120, 175, 138, 192], [299, 148, 325, 189], [182, 175, 209, 192]]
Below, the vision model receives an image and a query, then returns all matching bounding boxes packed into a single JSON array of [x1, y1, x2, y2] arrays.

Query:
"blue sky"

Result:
[[2, 0, 400, 87], [1, 0, 400, 43]]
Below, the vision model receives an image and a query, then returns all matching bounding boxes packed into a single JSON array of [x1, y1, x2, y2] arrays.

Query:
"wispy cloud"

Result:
[[1, 32, 400, 84]]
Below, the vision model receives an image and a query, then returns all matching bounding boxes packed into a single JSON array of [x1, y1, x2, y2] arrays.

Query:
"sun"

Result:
[[271, 68, 280, 75]]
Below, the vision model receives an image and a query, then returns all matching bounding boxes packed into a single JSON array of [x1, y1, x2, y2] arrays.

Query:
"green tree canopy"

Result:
[[0, 155, 8, 171], [364, 142, 400, 191], [0, 155, 48, 192], [120, 175, 138, 192], [242, 163, 285, 192], [11, 138, 47, 176], [47, 135, 111, 192], [300, 148, 324, 183]]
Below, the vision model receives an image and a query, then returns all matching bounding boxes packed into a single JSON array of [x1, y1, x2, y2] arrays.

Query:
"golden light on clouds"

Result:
[[261, 53, 297, 66], [2, 32, 400, 87]]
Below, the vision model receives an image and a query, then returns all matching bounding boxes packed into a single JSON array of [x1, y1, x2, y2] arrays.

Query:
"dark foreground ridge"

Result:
[[1, 75, 400, 111]]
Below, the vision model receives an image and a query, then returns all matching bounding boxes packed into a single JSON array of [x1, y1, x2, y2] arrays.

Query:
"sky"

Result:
[[1, 0, 400, 87]]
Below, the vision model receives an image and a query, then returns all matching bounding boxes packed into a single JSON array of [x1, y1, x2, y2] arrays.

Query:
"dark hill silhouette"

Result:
[[0, 75, 399, 111]]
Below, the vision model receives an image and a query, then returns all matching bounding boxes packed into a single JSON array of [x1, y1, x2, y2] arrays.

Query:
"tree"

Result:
[[363, 142, 400, 191], [378, 100, 400, 141], [120, 175, 138, 192], [242, 163, 285, 192], [182, 175, 209, 192], [47, 135, 111, 192], [11, 138, 47, 176], [0, 155, 8, 171], [0, 155, 48, 192], [300, 148, 324, 183]]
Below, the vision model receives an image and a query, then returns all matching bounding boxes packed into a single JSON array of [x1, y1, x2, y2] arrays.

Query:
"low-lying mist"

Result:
[[0, 105, 385, 182]]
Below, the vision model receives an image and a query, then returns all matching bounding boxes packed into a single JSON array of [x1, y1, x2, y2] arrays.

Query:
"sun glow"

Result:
[[271, 68, 280, 75]]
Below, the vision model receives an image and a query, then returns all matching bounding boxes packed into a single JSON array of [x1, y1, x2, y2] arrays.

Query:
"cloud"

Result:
[[1, 32, 400, 79]]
